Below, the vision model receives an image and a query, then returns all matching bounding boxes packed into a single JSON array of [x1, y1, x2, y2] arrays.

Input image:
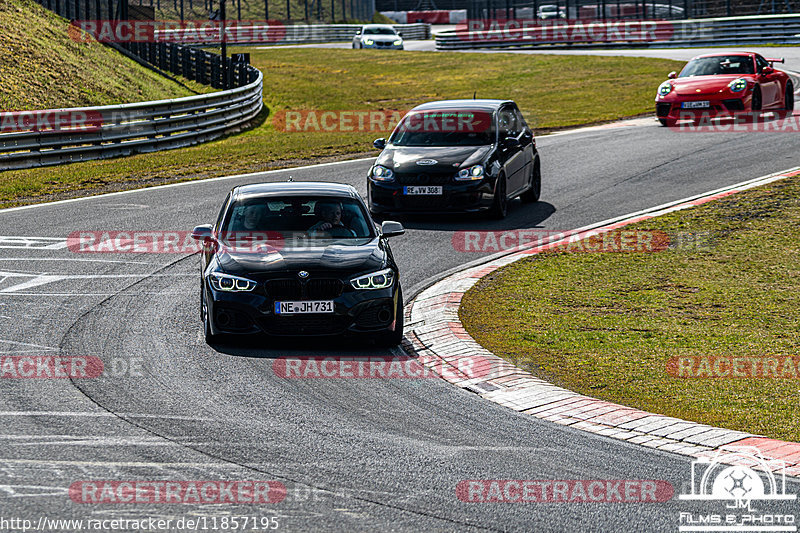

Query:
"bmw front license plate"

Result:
[[681, 101, 710, 109], [275, 300, 334, 314], [404, 186, 442, 195]]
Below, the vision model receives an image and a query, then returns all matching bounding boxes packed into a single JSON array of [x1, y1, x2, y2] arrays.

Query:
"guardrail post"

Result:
[[170, 43, 178, 75], [211, 57, 220, 89], [162, 43, 169, 70]]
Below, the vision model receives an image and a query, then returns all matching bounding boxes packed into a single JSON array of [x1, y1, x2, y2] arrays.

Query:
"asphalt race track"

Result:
[[3, 113, 800, 529]]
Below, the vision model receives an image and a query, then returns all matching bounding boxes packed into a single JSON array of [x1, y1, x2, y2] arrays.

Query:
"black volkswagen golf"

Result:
[[191, 182, 405, 345], [368, 99, 541, 219]]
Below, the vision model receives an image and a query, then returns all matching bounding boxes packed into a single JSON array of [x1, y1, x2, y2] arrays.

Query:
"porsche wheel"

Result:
[[751, 86, 762, 112], [658, 118, 676, 127], [785, 82, 794, 112]]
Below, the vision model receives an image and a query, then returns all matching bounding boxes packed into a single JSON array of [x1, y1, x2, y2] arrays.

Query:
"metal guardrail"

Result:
[[0, 60, 263, 171], [435, 14, 800, 49], [157, 23, 431, 44]]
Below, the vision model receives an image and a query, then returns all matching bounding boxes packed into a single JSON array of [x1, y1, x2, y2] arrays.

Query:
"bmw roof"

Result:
[[232, 181, 360, 201]]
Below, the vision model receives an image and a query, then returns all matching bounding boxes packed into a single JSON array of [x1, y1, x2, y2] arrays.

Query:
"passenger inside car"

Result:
[[230, 204, 267, 231]]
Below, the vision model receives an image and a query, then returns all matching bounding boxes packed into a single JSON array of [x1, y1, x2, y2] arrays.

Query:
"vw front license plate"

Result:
[[275, 300, 334, 314], [404, 186, 443, 195]]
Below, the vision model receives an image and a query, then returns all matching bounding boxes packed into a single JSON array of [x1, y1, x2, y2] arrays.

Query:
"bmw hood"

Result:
[[215, 239, 387, 278], [376, 146, 492, 173], [673, 75, 743, 96]]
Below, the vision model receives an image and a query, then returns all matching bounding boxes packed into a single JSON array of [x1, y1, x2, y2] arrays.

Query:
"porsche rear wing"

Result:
[[766, 57, 785, 64]]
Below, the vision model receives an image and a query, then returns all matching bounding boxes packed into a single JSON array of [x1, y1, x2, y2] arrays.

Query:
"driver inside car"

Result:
[[308, 201, 356, 238]]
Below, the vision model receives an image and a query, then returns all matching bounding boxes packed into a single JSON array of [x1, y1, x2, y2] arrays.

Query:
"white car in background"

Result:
[[352, 24, 404, 49], [537, 4, 565, 18]]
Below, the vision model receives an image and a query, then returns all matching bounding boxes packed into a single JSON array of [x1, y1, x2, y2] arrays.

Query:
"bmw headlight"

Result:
[[394, 39, 402, 46], [209, 272, 257, 292], [371, 165, 394, 182], [455, 164, 485, 181], [351, 268, 395, 290], [729, 78, 747, 92], [658, 82, 673, 96], [364, 39, 374, 45]]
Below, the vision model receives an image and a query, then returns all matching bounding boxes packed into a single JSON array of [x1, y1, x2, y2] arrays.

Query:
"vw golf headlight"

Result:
[[351, 268, 395, 290], [209, 272, 257, 292], [729, 78, 747, 92], [658, 82, 673, 96], [364, 39, 374, 45], [371, 165, 394, 182], [455, 164, 485, 181]]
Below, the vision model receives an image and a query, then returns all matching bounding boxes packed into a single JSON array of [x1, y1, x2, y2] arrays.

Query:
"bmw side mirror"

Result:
[[380, 220, 405, 238], [373, 138, 387, 150], [668, 71, 677, 79], [191, 224, 215, 242], [397, 32, 403, 37]]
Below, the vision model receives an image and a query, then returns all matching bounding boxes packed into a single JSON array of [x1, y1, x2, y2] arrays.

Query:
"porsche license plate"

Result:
[[681, 101, 710, 109], [275, 300, 334, 314], [404, 186, 442, 195]]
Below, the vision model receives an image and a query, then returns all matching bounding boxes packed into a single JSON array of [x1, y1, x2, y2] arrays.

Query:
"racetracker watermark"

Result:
[[454, 19, 687, 43], [272, 355, 496, 379], [69, 481, 287, 504], [272, 110, 406, 133], [0, 356, 103, 379], [68, 20, 286, 44], [669, 112, 800, 132], [0, 110, 103, 133], [67, 231, 297, 254], [272, 109, 493, 134], [452, 229, 712, 253], [667, 356, 800, 379], [456, 479, 674, 503]]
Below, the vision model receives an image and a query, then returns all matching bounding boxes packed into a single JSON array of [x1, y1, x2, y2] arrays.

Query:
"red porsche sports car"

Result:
[[655, 52, 794, 126]]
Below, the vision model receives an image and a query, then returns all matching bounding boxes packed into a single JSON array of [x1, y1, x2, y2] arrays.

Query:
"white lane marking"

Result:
[[102, 203, 150, 209], [0, 271, 187, 293], [0, 236, 68, 250], [0, 275, 65, 293], [0, 292, 185, 296], [0, 484, 67, 498], [0, 258, 153, 265], [0, 458, 231, 467], [0, 349, 57, 354], [2, 435, 186, 447], [0, 412, 217, 421], [0, 339, 58, 350], [0, 271, 186, 279], [0, 157, 376, 215]]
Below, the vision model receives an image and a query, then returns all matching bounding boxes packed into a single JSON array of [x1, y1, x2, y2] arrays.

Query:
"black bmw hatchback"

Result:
[[191, 182, 405, 345], [368, 99, 541, 219]]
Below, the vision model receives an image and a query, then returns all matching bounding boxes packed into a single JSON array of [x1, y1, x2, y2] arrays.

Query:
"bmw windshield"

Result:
[[363, 27, 397, 35], [220, 196, 375, 244]]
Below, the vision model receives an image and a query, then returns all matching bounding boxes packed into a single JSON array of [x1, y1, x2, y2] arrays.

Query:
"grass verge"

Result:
[[460, 174, 800, 442], [0, 0, 209, 110], [0, 48, 680, 207]]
